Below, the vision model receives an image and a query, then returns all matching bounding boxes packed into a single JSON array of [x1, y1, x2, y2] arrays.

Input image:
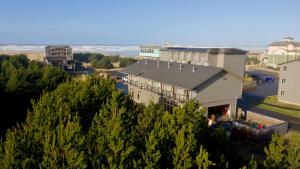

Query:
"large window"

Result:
[[280, 90, 285, 96], [282, 79, 286, 84]]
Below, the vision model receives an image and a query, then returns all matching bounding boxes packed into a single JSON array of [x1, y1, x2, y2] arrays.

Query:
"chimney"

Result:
[[168, 61, 170, 68], [192, 66, 196, 72]]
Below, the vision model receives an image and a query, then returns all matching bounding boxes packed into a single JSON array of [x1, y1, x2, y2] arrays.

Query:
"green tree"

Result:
[[41, 116, 86, 169], [119, 57, 136, 67], [264, 134, 285, 169], [172, 124, 196, 169], [196, 146, 213, 169], [87, 91, 138, 168], [142, 129, 161, 169]]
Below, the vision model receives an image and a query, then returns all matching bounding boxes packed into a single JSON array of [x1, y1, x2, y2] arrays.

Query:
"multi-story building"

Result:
[[44, 45, 73, 66], [139, 45, 161, 59], [159, 47, 247, 78], [247, 51, 268, 67], [267, 37, 300, 68], [121, 59, 246, 120], [278, 60, 300, 106]]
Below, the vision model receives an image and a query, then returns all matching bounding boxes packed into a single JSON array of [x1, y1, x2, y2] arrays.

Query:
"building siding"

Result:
[[278, 61, 300, 105]]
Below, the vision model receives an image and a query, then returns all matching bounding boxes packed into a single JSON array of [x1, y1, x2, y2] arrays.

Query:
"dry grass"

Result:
[[0, 51, 44, 61]]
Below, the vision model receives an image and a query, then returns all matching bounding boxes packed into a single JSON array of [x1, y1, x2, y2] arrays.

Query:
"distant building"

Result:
[[278, 60, 300, 106], [139, 45, 161, 59], [159, 47, 247, 78], [267, 37, 300, 68], [247, 51, 268, 67], [121, 59, 245, 119], [44, 45, 73, 66]]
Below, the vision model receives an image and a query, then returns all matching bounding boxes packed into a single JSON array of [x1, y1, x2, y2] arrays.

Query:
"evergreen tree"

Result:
[[196, 146, 213, 169], [285, 139, 300, 169], [172, 124, 196, 169], [142, 130, 161, 169], [41, 115, 86, 168], [264, 134, 285, 169]]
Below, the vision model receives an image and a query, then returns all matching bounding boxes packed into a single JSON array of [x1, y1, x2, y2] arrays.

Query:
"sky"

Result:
[[0, 0, 300, 46]]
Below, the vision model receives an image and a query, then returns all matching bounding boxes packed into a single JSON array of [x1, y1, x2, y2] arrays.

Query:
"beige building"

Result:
[[267, 37, 300, 68], [121, 58, 247, 120], [278, 60, 300, 106], [44, 45, 73, 66], [159, 47, 247, 78], [247, 51, 268, 67]]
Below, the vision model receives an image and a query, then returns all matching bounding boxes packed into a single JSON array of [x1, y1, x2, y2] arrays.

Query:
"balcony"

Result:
[[127, 80, 188, 102]]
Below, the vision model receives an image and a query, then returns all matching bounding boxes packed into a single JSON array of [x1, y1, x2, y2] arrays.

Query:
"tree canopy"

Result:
[[0, 54, 70, 135], [0, 56, 299, 168]]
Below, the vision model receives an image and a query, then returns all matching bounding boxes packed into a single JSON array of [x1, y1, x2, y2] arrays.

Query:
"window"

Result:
[[283, 66, 287, 71], [282, 79, 286, 84], [137, 91, 140, 100], [280, 90, 285, 96]]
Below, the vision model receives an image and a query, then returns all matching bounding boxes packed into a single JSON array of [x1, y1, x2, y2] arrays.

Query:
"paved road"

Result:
[[246, 70, 279, 97]]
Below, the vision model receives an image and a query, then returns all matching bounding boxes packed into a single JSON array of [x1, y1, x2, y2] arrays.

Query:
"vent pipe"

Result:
[[192, 66, 196, 72], [179, 63, 182, 70], [157, 58, 160, 67], [168, 61, 170, 68]]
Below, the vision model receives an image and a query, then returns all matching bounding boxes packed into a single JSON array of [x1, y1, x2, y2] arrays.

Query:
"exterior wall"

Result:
[[128, 85, 161, 105], [45, 47, 72, 61], [45, 46, 72, 66], [207, 53, 246, 78], [223, 54, 246, 78], [278, 61, 300, 105], [140, 47, 160, 58], [194, 72, 243, 118], [160, 50, 210, 66], [267, 44, 300, 68], [160, 50, 246, 78]]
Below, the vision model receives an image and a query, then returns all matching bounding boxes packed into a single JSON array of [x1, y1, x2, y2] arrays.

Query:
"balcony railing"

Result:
[[127, 80, 188, 102]]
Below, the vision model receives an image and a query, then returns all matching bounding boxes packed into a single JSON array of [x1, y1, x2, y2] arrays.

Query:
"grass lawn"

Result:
[[285, 130, 300, 145], [246, 95, 300, 119]]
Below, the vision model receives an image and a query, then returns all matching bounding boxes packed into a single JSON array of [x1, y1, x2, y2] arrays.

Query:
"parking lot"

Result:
[[245, 70, 279, 97]]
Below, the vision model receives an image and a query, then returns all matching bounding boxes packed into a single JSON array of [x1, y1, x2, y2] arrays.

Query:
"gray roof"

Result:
[[269, 41, 300, 47], [160, 47, 247, 55], [121, 60, 224, 90], [140, 45, 162, 49], [45, 45, 71, 49]]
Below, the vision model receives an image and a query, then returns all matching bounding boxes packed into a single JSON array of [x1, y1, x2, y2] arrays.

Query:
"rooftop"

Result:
[[160, 47, 247, 55], [269, 37, 300, 47], [140, 45, 162, 49], [45, 45, 72, 49], [120, 59, 224, 90]]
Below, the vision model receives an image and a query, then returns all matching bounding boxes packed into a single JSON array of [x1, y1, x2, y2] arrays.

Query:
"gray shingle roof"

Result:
[[160, 47, 247, 55], [120, 60, 224, 90], [45, 45, 71, 49], [140, 45, 162, 49], [269, 41, 300, 47]]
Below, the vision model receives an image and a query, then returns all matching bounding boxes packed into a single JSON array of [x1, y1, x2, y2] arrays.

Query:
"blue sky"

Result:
[[0, 0, 300, 46]]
